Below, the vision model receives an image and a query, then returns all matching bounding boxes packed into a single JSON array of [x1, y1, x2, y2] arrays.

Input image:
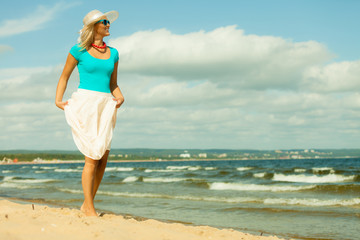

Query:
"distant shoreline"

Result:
[[1, 156, 359, 165]]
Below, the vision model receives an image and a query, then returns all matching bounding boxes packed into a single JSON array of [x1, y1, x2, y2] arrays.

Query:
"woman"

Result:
[[55, 10, 124, 216]]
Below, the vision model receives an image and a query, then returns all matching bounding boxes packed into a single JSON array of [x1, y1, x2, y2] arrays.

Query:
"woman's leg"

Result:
[[92, 150, 109, 198], [81, 156, 99, 216]]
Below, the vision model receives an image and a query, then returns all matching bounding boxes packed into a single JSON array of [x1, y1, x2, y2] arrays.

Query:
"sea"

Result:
[[0, 158, 359, 240]]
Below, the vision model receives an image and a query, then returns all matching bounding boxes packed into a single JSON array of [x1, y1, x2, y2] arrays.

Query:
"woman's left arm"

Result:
[[110, 61, 124, 108]]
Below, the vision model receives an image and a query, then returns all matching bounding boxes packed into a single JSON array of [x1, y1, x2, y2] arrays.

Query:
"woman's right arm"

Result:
[[55, 53, 78, 110]]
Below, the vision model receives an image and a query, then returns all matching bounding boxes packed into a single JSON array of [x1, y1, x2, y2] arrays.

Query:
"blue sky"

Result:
[[1, 0, 360, 150]]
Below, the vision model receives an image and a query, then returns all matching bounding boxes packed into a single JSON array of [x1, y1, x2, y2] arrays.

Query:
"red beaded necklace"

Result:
[[91, 42, 106, 49]]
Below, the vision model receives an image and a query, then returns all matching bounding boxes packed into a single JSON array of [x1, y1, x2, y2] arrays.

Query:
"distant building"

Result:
[[275, 150, 282, 153], [33, 157, 44, 163], [180, 153, 191, 158], [198, 153, 207, 158], [217, 153, 227, 158]]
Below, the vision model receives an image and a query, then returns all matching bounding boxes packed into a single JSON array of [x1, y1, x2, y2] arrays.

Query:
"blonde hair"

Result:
[[78, 16, 104, 50]]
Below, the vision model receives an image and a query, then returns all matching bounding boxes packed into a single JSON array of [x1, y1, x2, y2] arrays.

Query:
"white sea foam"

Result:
[[204, 167, 217, 170], [122, 176, 139, 182], [0, 182, 33, 189], [6, 178, 56, 183], [3, 176, 15, 181], [264, 197, 360, 207], [273, 173, 355, 183], [253, 172, 266, 178], [57, 188, 83, 194], [35, 171, 46, 174], [105, 167, 134, 172], [1, 176, 51, 188], [143, 177, 187, 183], [54, 169, 82, 172], [98, 191, 161, 198], [40, 166, 58, 170], [32, 166, 40, 169], [312, 167, 335, 174], [209, 182, 315, 192], [236, 167, 253, 171], [2, 170, 13, 173], [294, 168, 306, 173], [172, 195, 258, 204], [166, 166, 190, 170], [188, 166, 201, 171], [144, 169, 182, 173]]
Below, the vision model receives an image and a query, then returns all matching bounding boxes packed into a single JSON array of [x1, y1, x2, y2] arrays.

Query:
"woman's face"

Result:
[[94, 17, 110, 37]]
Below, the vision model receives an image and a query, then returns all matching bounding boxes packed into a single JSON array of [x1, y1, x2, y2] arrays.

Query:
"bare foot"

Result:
[[80, 202, 98, 217]]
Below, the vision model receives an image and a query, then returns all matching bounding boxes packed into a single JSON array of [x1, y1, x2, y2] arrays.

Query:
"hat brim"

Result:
[[104, 10, 119, 24]]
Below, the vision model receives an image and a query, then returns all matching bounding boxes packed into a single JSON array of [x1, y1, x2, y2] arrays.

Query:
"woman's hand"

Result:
[[55, 101, 68, 110], [113, 97, 124, 108]]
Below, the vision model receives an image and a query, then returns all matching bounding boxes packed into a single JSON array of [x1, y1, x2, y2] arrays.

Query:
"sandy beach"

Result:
[[0, 198, 288, 240]]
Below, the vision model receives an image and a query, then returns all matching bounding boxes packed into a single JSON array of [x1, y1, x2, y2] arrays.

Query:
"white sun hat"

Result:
[[83, 9, 119, 26]]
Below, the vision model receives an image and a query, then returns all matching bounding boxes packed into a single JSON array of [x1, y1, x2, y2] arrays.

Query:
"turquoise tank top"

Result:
[[69, 44, 119, 93]]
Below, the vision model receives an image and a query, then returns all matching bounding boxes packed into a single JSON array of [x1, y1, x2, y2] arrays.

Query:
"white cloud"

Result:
[[302, 60, 360, 92], [0, 65, 79, 101], [0, 2, 80, 38], [110, 25, 332, 90], [1, 25, 360, 150]]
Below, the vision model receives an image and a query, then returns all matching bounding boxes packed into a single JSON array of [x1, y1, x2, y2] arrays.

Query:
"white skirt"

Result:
[[64, 89, 117, 160]]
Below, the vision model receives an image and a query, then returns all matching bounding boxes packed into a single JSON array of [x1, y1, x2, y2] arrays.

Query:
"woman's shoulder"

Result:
[[108, 46, 118, 53], [70, 43, 86, 52], [69, 43, 86, 60], [108, 46, 119, 62]]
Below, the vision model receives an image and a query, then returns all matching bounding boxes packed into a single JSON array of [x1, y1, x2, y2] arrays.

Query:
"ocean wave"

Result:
[[54, 169, 82, 172], [0, 182, 35, 189], [2, 170, 13, 173], [5, 178, 57, 183], [166, 166, 190, 170], [312, 167, 335, 174], [204, 167, 217, 170], [57, 188, 83, 194], [122, 176, 139, 183], [142, 177, 187, 183], [264, 197, 360, 207], [105, 167, 134, 172], [188, 166, 201, 171], [273, 173, 355, 183], [144, 169, 182, 173], [253, 172, 274, 179], [209, 182, 316, 192], [3, 176, 15, 181], [313, 184, 360, 194], [96, 190, 258, 204], [253, 172, 266, 178], [294, 168, 306, 173], [35, 171, 46, 174], [236, 167, 253, 171], [40, 166, 58, 170]]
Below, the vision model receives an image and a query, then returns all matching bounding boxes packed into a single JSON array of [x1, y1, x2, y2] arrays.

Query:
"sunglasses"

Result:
[[96, 19, 110, 26]]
